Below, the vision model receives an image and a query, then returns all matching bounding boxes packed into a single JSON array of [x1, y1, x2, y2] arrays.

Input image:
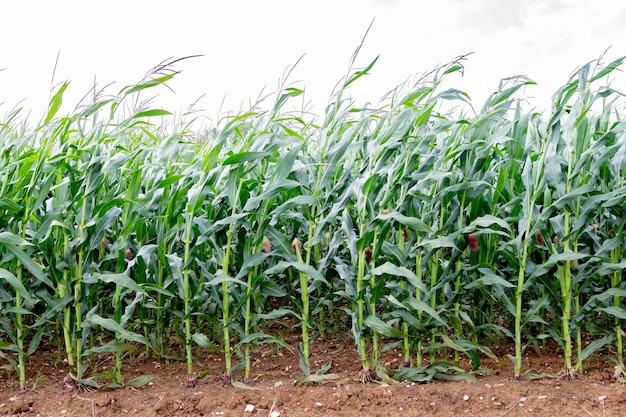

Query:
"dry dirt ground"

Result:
[[1, 333, 624, 417]]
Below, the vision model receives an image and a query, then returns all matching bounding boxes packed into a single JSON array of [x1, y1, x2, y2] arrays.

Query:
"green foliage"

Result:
[[1, 53, 626, 389]]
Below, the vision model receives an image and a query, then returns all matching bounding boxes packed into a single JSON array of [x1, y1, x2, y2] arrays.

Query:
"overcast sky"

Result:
[[2, 0, 625, 122]]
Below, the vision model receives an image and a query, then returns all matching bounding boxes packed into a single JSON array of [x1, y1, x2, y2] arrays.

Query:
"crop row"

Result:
[[1, 55, 626, 389]]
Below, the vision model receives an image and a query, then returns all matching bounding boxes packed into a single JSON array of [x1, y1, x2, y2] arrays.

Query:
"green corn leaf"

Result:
[[235, 252, 272, 280], [0, 340, 20, 353], [375, 211, 431, 233], [434, 371, 477, 382], [589, 56, 625, 82], [271, 144, 301, 182], [598, 307, 626, 321], [5, 247, 53, 289], [364, 315, 407, 339], [473, 323, 514, 340], [69, 375, 101, 389], [441, 334, 467, 352], [84, 341, 132, 354], [45, 81, 69, 124], [597, 260, 626, 276], [265, 261, 329, 286], [578, 335, 614, 362], [418, 237, 458, 251], [214, 212, 249, 227], [0, 232, 31, 246], [132, 109, 172, 119], [393, 366, 436, 383], [396, 296, 447, 325], [157, 174, 186, 188], [192, 333, 220, 351], [166, 253, 185, 300], [298, 342, 310, 376], [344, 55, 379, 88], [125, 375, 155, 388], [4, 306, 35, 315], [237, 333, 293, 353], [222, 151, 271, 166], [243, 179, 301, 212], [83, 314, 148, 345], [227, 380, 263, 390], [140, 283, 174, 298], [256, 308, 294, 320], [90, 207, 123, 250], [78, 98, 114, 118], [465, 269, 515, 290], [205, 273, 249, 288], [87, 272, 146, 295], [371, 262, 427, 292], [530, 251, 589, 280], [0, 198, 22, 214], [270, 195, 319, 224], [316, 359, 333, 375], [265, 227, 296, 260], [466, 214, 511, 232], [294, 373, 339, 386], [124, 73, 177, 94], [32, 295, 73, 327], [0, 268, 35, 307]]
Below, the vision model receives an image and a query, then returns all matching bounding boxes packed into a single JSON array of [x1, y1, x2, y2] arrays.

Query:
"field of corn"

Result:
[[2, 54, 626, 391]]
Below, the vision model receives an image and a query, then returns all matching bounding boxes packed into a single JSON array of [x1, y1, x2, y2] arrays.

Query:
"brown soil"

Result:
[[1, 334, 624, 417]]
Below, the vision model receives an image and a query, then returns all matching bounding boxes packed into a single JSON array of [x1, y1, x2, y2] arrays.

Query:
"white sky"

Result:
[[2, 0, 626, 123]]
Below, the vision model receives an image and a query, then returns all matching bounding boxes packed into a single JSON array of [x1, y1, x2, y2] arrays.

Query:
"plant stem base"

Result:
[[557, 367, 580, 381], [356, 368, 373, 383]]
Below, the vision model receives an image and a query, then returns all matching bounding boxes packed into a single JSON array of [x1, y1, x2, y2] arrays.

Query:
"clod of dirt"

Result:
[[10, 398, 31, 414]]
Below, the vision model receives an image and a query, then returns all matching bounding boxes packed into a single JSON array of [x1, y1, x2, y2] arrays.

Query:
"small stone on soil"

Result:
[[245, 404, 255, 412]]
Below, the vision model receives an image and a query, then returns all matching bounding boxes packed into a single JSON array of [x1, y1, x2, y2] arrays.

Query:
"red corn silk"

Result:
[[468, 233, 480, 252], [365, 247, 373, 263]]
